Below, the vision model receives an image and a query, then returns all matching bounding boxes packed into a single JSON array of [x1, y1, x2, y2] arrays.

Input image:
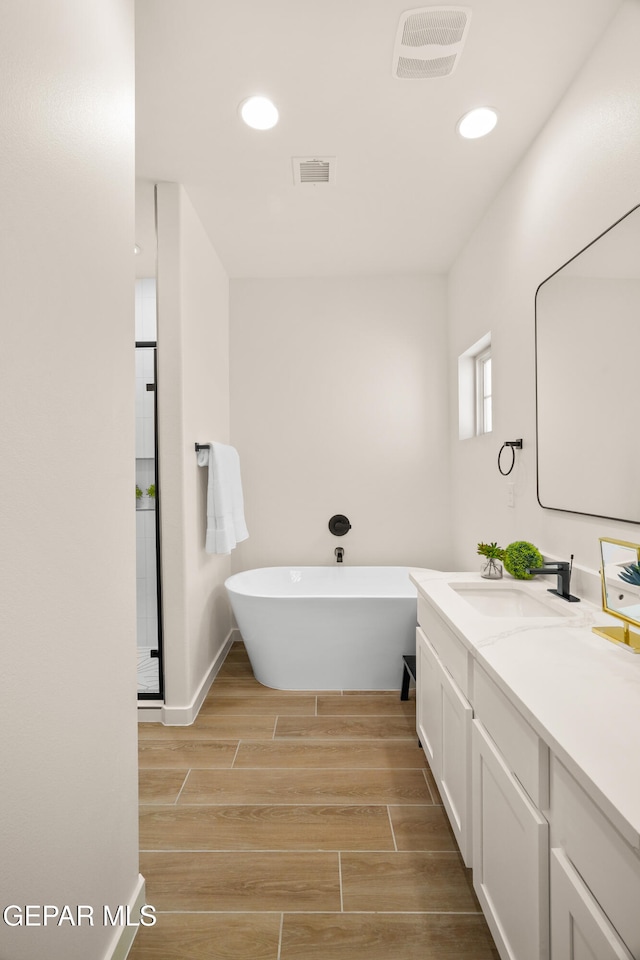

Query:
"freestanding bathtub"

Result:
[[224, 566, 417, 690]]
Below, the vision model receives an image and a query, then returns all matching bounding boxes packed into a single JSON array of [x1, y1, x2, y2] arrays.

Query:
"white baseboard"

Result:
[[160, 630, 235, 725], [102, 873, 146, 960]]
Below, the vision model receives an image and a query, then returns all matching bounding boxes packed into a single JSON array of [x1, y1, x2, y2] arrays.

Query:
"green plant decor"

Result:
[[135, 485, 143, 500], [146, 484, 156, 499], [477, 542, 504, 560], [503, 541, 544, 580], [619, 562, 640, 587]]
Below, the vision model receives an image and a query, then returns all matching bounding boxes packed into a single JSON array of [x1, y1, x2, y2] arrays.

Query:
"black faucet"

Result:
[[526, 558, 580, 602], [335, 547, 344, 563]]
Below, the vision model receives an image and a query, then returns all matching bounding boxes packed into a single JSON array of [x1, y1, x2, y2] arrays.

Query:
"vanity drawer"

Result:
[[417, 595, 471, 698], [550, 757, 640, 957], [473, 663, 549, 808]]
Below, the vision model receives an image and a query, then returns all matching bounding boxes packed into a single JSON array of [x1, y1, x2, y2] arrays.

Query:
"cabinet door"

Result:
[[440, 666, 473, 866], [417, 627, 472, 867], [416, 626, 440, 776], [551, 848, 634, 960], [472, 719, 549, 960]]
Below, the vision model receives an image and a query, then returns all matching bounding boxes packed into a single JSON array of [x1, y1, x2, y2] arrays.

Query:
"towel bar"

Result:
[[195, 443, 211, 452]]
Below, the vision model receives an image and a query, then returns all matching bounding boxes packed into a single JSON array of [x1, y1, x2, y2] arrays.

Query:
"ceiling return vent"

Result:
[[292, 157, 336, 186], [392, 7, 472, 79]]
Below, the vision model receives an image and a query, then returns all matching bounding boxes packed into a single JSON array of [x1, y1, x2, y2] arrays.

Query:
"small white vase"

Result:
[[480, 558, 503, 580]]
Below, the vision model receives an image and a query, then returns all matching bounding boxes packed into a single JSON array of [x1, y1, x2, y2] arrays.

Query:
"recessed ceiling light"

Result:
[[239, 96, 279, 131], [134, 244, 142, 255], [457, 107, 498, 139]]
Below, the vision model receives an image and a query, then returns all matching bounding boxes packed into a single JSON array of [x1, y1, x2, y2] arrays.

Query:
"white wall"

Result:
[[156, 183, 233, 720], [230, 276, 450, 571], [447, 0, 640, 579], [0, 2, 140, 959]]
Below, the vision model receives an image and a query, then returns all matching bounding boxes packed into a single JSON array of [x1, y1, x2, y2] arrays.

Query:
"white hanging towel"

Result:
[[197, 442, 249, 555]]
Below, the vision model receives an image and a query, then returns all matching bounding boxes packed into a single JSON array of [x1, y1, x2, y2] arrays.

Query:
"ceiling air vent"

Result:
[[292, 157, 336, 186], [392, 7, 471, 79]]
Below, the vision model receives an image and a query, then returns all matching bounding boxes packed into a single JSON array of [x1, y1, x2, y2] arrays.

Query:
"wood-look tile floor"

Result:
[[130, 642, 500, 960]]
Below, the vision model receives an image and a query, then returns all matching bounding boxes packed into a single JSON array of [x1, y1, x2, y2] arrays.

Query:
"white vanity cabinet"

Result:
[[416, 599, 473, 866], [412, 574, 640, 960]]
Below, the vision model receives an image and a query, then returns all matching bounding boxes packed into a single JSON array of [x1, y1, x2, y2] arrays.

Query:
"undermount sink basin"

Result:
[[450, 582, 575, 618]]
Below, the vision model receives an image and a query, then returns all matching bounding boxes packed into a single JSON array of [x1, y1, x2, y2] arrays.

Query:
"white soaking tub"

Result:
[[224, 566, 417, 690]]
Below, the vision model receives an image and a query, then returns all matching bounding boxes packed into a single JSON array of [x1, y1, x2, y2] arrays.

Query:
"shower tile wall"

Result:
[[136, 507, 157, 649], [136, 278, 157, 341], [135, 345, 156, 463], [135, 280, 158, 683]]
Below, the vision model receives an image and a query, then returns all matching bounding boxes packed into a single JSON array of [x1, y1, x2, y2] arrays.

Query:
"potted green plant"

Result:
[[146, 484, 156, 500], [477, 542, 505, 580], [136, 484, 143, 509], [619, 562, 640, 586], [503, 541, 544, 580]]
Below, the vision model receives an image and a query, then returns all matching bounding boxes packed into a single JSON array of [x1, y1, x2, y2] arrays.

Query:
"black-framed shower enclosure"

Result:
[[135, 338, 164, 699]]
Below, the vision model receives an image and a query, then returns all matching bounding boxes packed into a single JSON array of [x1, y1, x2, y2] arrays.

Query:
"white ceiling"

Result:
[[135, 0, 621, 279]]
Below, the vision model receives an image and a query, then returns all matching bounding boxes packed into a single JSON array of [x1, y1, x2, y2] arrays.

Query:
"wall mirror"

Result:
[[535, 204, 640, 522], [593, 537, 640, 652]]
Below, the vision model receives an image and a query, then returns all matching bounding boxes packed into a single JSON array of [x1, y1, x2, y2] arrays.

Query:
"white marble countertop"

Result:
[[409, 568, 640, 850]]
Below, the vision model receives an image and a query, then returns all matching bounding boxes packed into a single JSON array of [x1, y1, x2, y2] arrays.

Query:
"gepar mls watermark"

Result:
[[3, 904, 157, 927]]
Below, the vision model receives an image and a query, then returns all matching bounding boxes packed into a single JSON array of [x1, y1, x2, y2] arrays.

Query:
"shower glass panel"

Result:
[[135, 278, 163, 698]]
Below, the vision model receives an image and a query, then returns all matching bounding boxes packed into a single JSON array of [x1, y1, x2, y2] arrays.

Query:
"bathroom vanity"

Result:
[[410, 570, 640, 960]]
